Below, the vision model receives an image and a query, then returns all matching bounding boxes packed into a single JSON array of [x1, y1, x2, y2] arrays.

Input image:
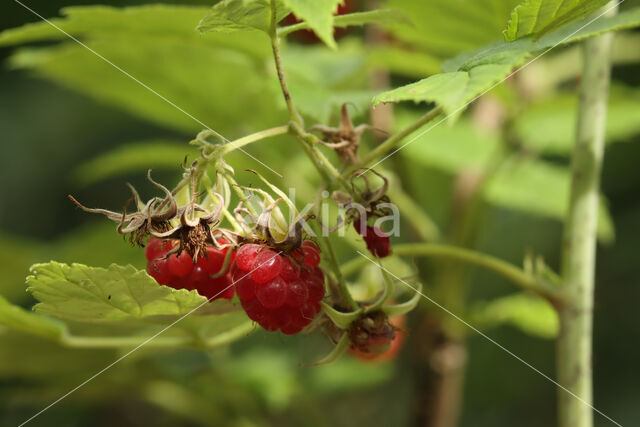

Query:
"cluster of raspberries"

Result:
[[145, 238, 325, 334], [145, 238, 235, 300]]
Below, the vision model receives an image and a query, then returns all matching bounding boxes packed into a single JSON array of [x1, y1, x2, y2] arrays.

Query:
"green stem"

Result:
[[340, 243, 564, 303], [343, 106, 442, 177], [557, 4, 617, 427], [61, 321, 254, 349], [221, 125, 289, 154], [270, 0, 303, 126], [320, 234, 359, 311]]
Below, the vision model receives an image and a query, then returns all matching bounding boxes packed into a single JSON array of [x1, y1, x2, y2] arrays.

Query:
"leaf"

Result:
[[395, 110, 614, 241], [470, 293, 558, 338], [197, 0, 289, 34], [485, 158, 615, 242], [386, 0, 523, 58], [278, 9, 408, 37], [377, 6, 640, 118], [514, 90, 640, 154], [72, 140, 197, 186], [504, 0, 610, 41], [26, 262, 227, 322], [1, 5, 281, 134], [281, 0, 343, 49], [0, 295, 65, 341], [374, 55, 528, 119]]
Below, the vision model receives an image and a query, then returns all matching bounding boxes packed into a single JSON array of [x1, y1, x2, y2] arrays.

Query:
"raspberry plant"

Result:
[[1, 0, 640, 426]]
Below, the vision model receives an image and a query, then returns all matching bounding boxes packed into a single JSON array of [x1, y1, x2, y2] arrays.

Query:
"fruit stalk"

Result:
[[557, 3, 617, 427]]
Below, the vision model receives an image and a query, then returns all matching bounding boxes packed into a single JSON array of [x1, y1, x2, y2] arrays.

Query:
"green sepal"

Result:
[[305, 332, 350, 367], [381, 283, 423, 318], [320, 301, 362, 329]]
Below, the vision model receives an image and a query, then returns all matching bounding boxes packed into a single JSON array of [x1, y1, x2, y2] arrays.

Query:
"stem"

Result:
[[557, 4, 616, 427], [221, 125, 289, 154], [321, 234, 359, 311], [343, 106, 442, 177], [340, 243, 564, 303], [270, 0, 303, 126]]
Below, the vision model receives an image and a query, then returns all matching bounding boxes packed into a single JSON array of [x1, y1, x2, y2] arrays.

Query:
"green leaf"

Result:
[[470, 293, 558, 338], [278, 9, 408, 37], [387, 0, 522, 58], [72, 140, 197, 186], [514, 90, 640, 154], [373, 57, 527, 119], [383, 7, 640, 118], [1, 5, 281, 134], [197, 0, 288, 34], [281, 0, 343, 49], [26, 262, 224, 322], [504, 0, 609, 41], [485, 158, 615, 242], [0, 295, 65, 341]]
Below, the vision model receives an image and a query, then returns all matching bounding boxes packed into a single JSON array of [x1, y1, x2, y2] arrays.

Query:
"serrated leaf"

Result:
[[373, 62, 517, 120], [278, 9, 408, 37], [26, 262, 226, 322], [470, 293, 558, 338], [0, 295, 65, 341], [504, 0, 609, 41], [281, 0, 342, 49], [197, 0, 289, 34], [383, 6, 640, 118], [73, 140, 197, 186]]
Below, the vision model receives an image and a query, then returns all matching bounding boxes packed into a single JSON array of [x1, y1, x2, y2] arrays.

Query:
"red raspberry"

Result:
[[353, 219, 392, 258], [232, 241, 326, 334], [167, 251, 194, 277], [147, 258, 172, 285], [235, 243, 262, 271], [250, 249, 282, 284], [145, 238, 235, 301]]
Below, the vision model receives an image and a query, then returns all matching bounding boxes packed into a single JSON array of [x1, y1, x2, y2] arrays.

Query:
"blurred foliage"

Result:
[[1, 0, 639, 426]]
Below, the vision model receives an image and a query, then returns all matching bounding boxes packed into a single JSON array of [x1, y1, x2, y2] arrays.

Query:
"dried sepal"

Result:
[[68, 170, 178, 246], [310, 103, 372, 165]]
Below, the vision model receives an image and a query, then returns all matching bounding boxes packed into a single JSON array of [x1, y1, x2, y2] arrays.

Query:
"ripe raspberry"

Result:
[[145, 238, 235, 301], [232, 240, 325, 334], [167, 251, 194, 277], [353, 218, 391, 258], [250, 248, 282, 284]]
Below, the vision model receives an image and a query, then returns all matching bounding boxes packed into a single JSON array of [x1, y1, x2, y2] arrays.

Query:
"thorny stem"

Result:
[[223, 171, 258, 217], [343, 106, 442, 177], [557, 4, 617, 427], [340, 243, 566, 304]]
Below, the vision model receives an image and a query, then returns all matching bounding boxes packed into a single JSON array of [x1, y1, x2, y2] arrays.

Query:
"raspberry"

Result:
[[250, 248, 282, 284], [145, 238, 235, 301], [167, 251, 194, 277], [147, 258, 172, 285], [353, 219, 391, 258], [256, 277, 288, 308], [235, 243, 262, 271], [232, 240, 326, 334]]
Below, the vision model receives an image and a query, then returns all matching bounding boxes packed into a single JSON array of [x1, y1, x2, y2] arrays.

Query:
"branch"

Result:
[[340, 243, 565, 304]]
